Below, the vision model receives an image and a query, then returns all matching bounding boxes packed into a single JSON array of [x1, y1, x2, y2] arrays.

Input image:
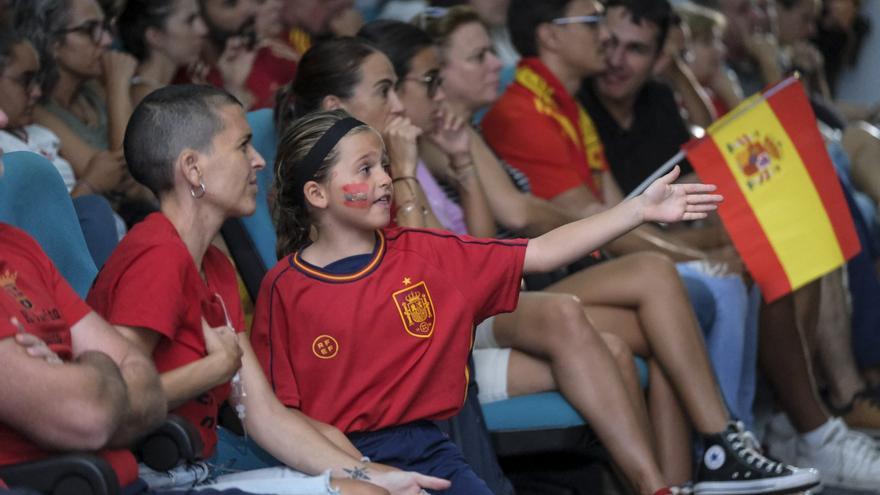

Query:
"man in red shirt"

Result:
[[0, 225, 165, 490]]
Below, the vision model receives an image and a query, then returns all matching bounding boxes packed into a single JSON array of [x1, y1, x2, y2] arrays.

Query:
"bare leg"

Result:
[[813, 269, 865, 408], [842, 122, 880, 208], [758, 281, 829, 433], [493, 292, 667, 494], [545, 253, 729, 434], [647, 358, 692, 485]]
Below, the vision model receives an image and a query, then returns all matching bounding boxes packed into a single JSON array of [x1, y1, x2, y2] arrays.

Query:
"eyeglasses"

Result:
[[401, 69, 444, 98], [58, 17, 113, 44], [551, 14, 605, 27]]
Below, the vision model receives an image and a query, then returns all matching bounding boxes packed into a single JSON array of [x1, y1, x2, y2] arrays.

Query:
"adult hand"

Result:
[[639, 166, 722, 223], [218, 36, 258, 94], [13, 322, 62, 365], [369, 467, 450, 495], [201, 318, 243, 383], [187, 60, 211, 85], [744, 32, 780, 70], [383, 116, 422, 178], [427, 104, 471, 166], [82, 150, 127, 193], [101, 51, 138, 92]]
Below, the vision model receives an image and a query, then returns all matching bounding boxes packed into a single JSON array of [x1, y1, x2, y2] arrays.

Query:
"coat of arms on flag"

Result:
[[685, 77, 860, 302]]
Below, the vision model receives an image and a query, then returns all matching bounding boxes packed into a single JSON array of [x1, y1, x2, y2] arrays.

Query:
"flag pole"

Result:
[[624, 76, 799, 200]]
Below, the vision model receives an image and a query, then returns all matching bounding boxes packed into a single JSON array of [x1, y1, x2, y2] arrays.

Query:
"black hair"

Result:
[[507, 0, 570, 57], [0, 16, 26, 74], [357, 20, 435, 80], [606, 0, 673, 52], [10, 0, 69, 98], [117, 0, 176, 61], [123, 84, 241, 197], [278, 37, 378, 126]]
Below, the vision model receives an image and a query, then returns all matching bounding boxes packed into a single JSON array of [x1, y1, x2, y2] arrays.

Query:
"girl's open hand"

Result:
[[639, 166, 722, 223]]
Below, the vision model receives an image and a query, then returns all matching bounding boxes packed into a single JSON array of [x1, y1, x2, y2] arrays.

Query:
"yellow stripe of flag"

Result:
[[709, 98, 845, 289]]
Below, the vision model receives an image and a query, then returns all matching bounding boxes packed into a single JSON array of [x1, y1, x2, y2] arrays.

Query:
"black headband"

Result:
[[293, 117, 366, 202]]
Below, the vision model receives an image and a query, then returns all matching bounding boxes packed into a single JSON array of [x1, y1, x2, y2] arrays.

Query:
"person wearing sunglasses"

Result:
[[12, 0, 153, 226]]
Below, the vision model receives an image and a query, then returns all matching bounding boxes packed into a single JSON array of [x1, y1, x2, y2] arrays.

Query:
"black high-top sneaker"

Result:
[[694, 422, 821, 494]]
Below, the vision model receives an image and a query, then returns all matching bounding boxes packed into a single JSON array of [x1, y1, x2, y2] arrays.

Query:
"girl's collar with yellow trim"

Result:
[[290, 230, 386, 283]]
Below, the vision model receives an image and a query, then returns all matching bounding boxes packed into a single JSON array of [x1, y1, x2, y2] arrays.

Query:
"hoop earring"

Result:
[[191, 180, 206, 199]]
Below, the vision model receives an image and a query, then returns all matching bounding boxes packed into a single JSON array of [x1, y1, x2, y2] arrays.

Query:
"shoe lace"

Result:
[[726, 423, 786, 474]]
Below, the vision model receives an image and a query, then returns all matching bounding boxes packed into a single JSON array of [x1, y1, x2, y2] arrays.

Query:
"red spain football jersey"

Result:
[[251, 227, 528, 433], [88, 213, 245, 458], [0, 224, 138, 486]]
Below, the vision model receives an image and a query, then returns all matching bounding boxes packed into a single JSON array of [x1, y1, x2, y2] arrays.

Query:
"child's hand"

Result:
[[639, 166, 722, 224]]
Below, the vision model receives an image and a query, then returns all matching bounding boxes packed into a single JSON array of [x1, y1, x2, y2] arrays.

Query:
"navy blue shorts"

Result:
[[348, 421, 492, 495]]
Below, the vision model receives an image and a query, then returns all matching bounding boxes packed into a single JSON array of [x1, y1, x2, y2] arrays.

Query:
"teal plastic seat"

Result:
[[0, 151, 97, 297]]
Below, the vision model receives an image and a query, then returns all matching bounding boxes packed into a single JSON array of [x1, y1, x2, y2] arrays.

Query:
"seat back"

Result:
[[0, 152, 97, 297], [241, 109, 280, 272]]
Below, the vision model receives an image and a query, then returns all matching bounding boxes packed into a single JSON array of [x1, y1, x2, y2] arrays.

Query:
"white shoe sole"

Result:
[[695, 473, 821, 495]]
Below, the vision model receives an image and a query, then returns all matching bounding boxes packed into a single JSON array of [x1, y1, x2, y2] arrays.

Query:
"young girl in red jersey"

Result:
[[250, 108, 722, 495]]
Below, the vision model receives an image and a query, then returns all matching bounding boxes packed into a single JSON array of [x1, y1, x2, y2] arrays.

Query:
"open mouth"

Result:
[[374, 193, 391, 206]]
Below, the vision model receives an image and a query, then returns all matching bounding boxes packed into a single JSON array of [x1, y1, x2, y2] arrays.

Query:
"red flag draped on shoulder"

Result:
[[685, 77, 860, 302]]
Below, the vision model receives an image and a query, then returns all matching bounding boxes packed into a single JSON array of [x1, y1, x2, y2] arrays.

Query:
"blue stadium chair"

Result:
[[0, 151, 201, 495], [0, 152, 98, 297], [236, 110, 651, 476]]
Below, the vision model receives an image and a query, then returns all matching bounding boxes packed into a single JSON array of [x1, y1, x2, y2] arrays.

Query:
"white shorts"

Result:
[[474, 316, 498, 349], [472, 317, 511, 404]]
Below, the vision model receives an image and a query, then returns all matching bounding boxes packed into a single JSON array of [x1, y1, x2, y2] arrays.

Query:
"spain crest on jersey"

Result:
[[392, 281, 435, 338]]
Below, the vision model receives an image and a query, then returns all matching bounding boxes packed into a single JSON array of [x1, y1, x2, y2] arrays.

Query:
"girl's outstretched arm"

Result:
[[523, 166, 722, 273]]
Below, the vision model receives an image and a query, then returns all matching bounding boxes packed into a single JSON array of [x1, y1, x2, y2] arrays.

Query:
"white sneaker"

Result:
[[795, 417, 880, 491], [764, 413, 798, 465]]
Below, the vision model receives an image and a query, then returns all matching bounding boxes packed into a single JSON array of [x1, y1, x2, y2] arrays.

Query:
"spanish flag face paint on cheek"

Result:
[[342, 183, 371, 209]]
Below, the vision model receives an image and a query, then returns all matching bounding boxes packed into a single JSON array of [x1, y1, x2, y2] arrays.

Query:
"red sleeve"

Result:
[[417, 230, 527, 322], [250, 264, 301, 408], [15, 228, 91, 328], [95, 244, 188, 340], [482, 97, 587, 200]]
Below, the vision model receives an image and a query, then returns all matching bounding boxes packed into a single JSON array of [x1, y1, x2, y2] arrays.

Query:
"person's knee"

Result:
[[542, 294, 599, 352], [630, 252, 681, 287], [601, 332, 634, 368]]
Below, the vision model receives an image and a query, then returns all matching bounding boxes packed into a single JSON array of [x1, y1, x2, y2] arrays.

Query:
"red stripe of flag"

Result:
[[766, 82, 861, 260], [685, 138, 792, 300]]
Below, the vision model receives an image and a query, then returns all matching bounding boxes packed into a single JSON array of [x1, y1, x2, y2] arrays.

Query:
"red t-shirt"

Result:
[[251, 227, 527, 433], [482, 58, 608, 201], [87, 213, 245, 458], [0, 224, 138, 486]]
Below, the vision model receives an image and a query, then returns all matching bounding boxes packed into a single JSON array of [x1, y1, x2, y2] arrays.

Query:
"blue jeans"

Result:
[[679, 265, 759, 428]]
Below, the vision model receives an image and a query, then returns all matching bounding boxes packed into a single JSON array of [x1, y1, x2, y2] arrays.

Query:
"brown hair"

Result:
[[416, 5, 487, 49], [273, 109, 373, 257]]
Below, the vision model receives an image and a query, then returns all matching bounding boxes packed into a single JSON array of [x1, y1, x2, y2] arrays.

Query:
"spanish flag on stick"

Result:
[[686, 77, 860, 302]]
